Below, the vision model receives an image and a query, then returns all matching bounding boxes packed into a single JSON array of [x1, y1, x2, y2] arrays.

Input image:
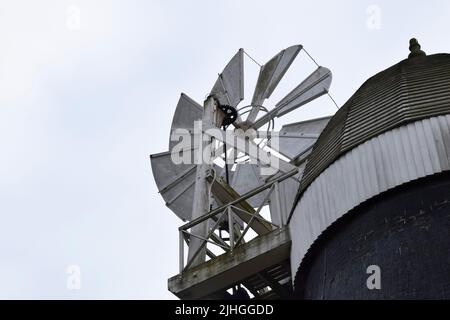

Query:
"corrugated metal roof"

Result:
[[296, 53, 450, 204]]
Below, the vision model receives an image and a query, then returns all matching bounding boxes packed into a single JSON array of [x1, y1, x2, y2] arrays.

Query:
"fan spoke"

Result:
[[252, 67, 332, 129], [247, 45, 302, 123], [210, 49, 244, 108]]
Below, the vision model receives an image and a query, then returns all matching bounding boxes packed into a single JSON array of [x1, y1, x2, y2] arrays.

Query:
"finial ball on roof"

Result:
[[409, 38, 426, 58]]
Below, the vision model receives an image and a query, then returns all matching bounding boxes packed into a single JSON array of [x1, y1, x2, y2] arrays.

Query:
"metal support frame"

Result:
[[227, 207, 234, 251], [187, 96, 224, 268], [234, 185, 274, 247], [179, 168, 297, 273], [184, 211, 227, 271], [170, 226, 292, 300]]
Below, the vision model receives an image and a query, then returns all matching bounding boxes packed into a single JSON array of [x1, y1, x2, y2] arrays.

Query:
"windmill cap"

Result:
[[297, 49, 450, 197]]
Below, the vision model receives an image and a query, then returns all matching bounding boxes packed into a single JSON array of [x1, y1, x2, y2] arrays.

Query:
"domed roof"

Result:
[[298, 40, 450, 196]]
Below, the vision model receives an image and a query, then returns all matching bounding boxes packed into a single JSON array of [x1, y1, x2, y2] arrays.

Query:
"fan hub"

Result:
[[217, 103, 238, 127]]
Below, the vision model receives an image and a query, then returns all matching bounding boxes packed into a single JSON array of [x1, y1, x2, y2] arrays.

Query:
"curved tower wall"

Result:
[[294, 171, 450, 299]]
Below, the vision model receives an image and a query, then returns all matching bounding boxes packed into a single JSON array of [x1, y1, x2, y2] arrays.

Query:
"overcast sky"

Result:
[[0, 0, 449, 299]]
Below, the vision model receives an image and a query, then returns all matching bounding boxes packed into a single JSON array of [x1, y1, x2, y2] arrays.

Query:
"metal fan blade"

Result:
[[150, 151, 198, 221], [274, 116, 331, 159], [230, 164, 270, 208], [210, 49, 244, 108], [169, 93, 203, 150], [252, 67, 332, 129], [247, 45, 302, 123], [151, 148, 228, 221], [269, 168, 304, 226], [276, 66, 332, 116], [153, 137, 238, 221]]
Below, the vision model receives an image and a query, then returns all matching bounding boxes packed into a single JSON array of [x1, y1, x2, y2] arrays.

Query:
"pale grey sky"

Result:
[[0, 0, 449, 299]]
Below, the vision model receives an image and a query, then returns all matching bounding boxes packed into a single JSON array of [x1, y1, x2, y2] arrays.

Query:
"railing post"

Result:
[[228, 206, 234, 251], [179, 230, 184, 273]]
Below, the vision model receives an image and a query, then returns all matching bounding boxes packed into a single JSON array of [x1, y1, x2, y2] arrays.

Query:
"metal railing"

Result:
[[178, 168, 298, 273]]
